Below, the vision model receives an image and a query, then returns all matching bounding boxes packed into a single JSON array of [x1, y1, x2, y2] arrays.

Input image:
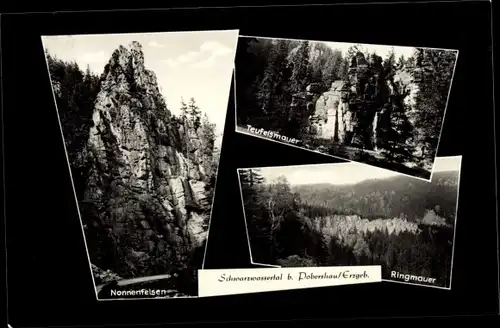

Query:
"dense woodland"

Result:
[[235, 38, 457, 173], [45, 50, 218, 292], [239, 168, 458, 287], [46, 51, 101, 201], [294, 171, 459, 223]]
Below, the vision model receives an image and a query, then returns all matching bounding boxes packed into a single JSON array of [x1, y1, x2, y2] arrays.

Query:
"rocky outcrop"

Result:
[[394, 68, 419, 108], [420, 209, 449, 227], [309, 52, 418, 150], [309, 81, 353, 143], [305, 214, 422, 263], [81, 41, 214, 280], [304, 210, 451, 263], [308, 214, 422, 239]]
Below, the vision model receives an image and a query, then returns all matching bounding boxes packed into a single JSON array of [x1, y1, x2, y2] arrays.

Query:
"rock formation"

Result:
[[307, 214, 422, 239], [304, 214, 422, 263], [309, 52, 418, 151], [78, 41, 216, 282], [420, 209, 449, 227], [309, 80, 352, 143], [302, 209, 451, 265]]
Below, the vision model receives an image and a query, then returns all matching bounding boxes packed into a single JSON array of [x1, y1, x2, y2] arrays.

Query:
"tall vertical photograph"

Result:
[[42, 30, 238, 299], [238, 156, 461, 289], [235, 36, 458, 181]]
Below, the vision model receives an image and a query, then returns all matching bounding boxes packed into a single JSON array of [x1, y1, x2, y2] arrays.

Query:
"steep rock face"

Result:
[[82, 42, 212, 278], [393, 68, 419, 108], [310, 81, 353, 143], [309, 52, 417, 150]]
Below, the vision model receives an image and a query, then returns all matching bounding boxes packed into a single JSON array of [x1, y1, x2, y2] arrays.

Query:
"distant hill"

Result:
[[291, 170, 460, 223]]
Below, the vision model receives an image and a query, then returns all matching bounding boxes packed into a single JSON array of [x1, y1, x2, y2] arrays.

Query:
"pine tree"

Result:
[[309, 43, 326, 84], [240, 168, 265, 187], [397, 54, 406, 69], [180, 98, 189, 119], [405, 56, 416, 68], [289, 40, 312, 93], [188, 97, 202, 129], [239, 167, 274, 263], [411, 48, 457, 166], [200, 113, 216, 157], [255, 40, 292, 131], [322, 50, 343, 87], [338, 56, 350, 80], [288, 40, 313, 139], [236, 37, 275, 126], [179, 98, 190, 156], [382, 106, 415, 164], [45, 50, 101, 202], [383, 48, 396, 76]]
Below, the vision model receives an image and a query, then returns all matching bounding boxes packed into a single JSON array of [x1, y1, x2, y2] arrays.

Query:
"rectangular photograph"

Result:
[[237, 156, 461, 289], [235, 36, 458, 181], [42, 30, 238, 299]]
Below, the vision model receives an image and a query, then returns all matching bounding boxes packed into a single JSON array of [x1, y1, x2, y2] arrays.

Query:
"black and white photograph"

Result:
[[235, 36, 458, 181], [238, 156, 461, 289], [42, 30, 238, 299]]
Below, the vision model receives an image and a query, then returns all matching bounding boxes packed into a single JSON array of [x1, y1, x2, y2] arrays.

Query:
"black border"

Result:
[[3, 2, 497, 326]]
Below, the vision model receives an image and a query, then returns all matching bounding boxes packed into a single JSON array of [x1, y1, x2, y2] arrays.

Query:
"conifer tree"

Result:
[[179, 98, 189, 156], [411, 48, 457, 166], [45, 51, 101, 201], [180, 98, 189, 119], [255, 40, 292, 131], [383, 107, 415, 164], [397, 54, 406, 69], [383, 48, 396, 76], [200, 113, 216, 157], [289, 40, 312, 93], [322, 49, 344, 87], [288, 40, 313, 138], [188, 97, 202, 129]]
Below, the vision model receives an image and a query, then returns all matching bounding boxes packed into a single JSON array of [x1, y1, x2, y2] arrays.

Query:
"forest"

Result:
[[235, 37, 457, 178], [238, 167, 459, 288], [45, 48, 219, 296]]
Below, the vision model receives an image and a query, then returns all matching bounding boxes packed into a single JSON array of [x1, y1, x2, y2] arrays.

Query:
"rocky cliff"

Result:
[[305, 213, 449, 262], [308, 52, 418, 150], [309, 81, 353, 143], [78, 42, 215, 282]]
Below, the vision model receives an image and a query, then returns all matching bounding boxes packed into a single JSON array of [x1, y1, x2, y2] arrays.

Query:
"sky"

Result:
[[251, 156, 462, 186], [41, 30, 239, 147]]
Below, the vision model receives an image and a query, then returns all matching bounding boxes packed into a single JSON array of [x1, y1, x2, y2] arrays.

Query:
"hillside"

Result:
[[292, 170, 459, 223], [239, 168, 458, 287]]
